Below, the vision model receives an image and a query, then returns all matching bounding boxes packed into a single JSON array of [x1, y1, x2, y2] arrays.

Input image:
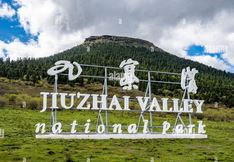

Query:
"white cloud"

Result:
[[204, 45, 227, 54], [0, 0, 93, 60], [0, 28, 91, 60], [0, 2, 15, 18], [186, 55, 229, 71], [158, 11, 234, 71], [0, 0, 234, 72]]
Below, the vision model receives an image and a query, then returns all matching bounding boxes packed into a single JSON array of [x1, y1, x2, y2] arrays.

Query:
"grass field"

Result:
[[0, 108, 233, 162], [0, 78, 233, 161]]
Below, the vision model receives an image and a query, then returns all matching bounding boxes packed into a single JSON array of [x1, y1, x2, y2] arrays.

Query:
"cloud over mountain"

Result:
[[0, 0, 234, 72]]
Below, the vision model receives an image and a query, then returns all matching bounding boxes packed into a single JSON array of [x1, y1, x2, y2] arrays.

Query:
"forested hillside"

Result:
[[0, 35, 234, 106]]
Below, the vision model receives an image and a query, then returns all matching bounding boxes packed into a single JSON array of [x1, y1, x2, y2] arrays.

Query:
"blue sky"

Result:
[[0, 0, 234, 72], [186, 44, 234, 72], [0, 0, 37, 44], [0, 16, 37, 43]]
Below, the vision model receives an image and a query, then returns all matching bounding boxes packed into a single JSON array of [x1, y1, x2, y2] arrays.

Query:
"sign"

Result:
[[39, 92, 204, 113], [35, 59, 207, 139]]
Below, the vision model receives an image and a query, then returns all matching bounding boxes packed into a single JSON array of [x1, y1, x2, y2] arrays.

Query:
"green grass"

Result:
[[0, 108, 233, 162]]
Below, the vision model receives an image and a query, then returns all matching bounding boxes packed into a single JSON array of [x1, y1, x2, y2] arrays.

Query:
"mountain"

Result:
[[84, 35, 165, 52], [0, 35, 234, 106]]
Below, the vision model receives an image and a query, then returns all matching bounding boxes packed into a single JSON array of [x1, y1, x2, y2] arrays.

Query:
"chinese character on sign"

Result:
[[181, 67, 198, 94], [47, 60, 82, 80], [119, 58, 139, 90], [0, 128, 4, 138]]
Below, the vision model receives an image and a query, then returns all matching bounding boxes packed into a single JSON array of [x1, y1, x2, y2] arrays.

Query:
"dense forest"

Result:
[[0, 35, 234, 107]]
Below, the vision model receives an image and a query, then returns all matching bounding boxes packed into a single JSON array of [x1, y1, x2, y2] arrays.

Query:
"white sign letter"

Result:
[[40, 92, 50, 112], [52, 122, 62, 134], [70, 120, 78, 134], [35, 123, 46, 134], [128, 124, 138, 134], [162, 121, 170, 134]]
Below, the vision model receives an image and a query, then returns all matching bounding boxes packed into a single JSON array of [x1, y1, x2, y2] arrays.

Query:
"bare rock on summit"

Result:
[[84, 35, 165, 52]]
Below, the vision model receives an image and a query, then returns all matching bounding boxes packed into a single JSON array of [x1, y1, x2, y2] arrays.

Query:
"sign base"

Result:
[[36, 133, 207, 139]]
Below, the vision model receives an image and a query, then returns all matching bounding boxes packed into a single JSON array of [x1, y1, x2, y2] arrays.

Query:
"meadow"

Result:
[[0, 78, 233, 162], [0, 107, 233, 162]]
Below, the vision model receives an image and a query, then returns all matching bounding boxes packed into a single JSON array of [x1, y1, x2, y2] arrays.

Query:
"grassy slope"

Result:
[[0, 108, 233, 162]]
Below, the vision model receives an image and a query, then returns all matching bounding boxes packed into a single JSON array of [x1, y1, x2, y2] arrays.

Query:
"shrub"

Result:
[[0, 96, 7, 107], [204, 109, 234, 121], [226, 95, 234, 108], [9, 94, 17, 102], [16, 94, 31, 108], [195, 113, 204, 120], [4, 94, 17, 105], [27, 99, 38, 110]]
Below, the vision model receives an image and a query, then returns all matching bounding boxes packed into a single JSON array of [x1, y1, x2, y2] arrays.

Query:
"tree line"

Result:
[[0, 42, 234, 107]]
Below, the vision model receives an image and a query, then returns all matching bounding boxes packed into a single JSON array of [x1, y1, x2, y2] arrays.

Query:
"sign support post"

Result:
[[50, 74, 58, 131], [137, 71, 152, 133], [96, 67, 109, 133]]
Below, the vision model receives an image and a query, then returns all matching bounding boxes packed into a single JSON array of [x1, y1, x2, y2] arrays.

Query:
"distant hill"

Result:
[[0, 35, 234, 106]]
